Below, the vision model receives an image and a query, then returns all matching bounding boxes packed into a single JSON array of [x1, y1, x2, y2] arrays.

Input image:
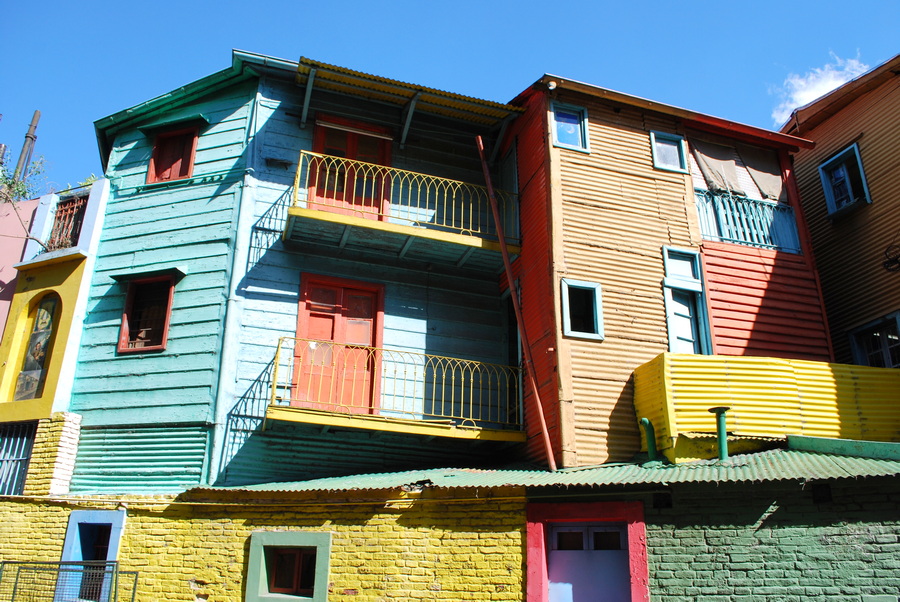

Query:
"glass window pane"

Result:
[[567, 287, 596, 334], [655, 137, 683, 169], [556, 530, 585, 550], [555, 109, 584, 148]]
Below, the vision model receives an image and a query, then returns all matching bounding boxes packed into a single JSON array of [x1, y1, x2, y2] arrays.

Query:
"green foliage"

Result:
[[0, 151, 47, 202]]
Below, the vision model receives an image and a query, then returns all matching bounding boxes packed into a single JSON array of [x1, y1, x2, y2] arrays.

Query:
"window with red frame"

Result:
[[118, 277, 175, 353], [147, 127, 198, 184], [267, 547, 317, 596]]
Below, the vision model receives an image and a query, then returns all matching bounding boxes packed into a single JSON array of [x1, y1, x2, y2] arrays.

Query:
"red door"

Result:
[[311, 119, 391, 219], [293, 278, 381, 413]]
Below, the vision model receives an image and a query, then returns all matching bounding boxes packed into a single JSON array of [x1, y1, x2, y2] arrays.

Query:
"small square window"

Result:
[[117, 277, 175, 354], [147, 127, 198, 184], [851, 313, 900, 368], [561, 279, 604, 341], [552, 103, 589, 152], [818, 143, 871, 215], [246, 531, 331, 602], [650, 132, 687, 173]]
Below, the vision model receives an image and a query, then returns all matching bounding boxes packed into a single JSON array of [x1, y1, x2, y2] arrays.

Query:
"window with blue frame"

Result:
[[662, 247, 711, 354], [851, 313, 900, 368], [561, 279, 604, 341], [818, 143, 871, 215], [650, 132, 688, 173], [551, 103, 589, 152]]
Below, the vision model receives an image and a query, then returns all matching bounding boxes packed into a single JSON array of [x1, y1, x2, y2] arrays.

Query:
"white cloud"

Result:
[[771, 54, 870, 126]]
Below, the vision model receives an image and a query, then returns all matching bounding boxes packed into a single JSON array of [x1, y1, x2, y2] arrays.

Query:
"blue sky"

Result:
[[1, 0, 896, 193]]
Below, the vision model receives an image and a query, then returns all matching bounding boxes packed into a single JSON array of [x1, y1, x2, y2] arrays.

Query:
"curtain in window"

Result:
[[689, 138, 745, 195], [736, 144, 786, 202]]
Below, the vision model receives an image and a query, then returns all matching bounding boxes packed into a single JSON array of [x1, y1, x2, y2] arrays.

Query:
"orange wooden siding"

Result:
[[702, 242, 831, 361]]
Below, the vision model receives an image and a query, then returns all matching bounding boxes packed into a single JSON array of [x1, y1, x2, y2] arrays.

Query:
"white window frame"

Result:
[[818, 143, 872, 216], [662, 247, 711, 354], [850, 312, 900, 368], [561, 278, 604, 341], [650, 131, 688, 173], [551, 102, 590, 153]]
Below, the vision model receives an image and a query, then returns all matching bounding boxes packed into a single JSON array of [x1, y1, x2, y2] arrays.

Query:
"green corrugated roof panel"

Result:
[[202, 445, 900, 494]]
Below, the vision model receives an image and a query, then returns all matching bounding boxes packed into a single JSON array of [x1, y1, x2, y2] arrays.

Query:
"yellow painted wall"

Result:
[[550, 92, 700, 466], [0, 256, 86, 421], [0, 488, 525, 602]]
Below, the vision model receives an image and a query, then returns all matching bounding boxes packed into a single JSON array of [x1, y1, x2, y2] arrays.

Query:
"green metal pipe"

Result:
[[639, 417, 658, 462], [709, 407, 730, 461]]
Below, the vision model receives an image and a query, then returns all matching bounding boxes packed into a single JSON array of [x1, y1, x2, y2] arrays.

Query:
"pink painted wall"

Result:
[[0, 198, 39, 338]]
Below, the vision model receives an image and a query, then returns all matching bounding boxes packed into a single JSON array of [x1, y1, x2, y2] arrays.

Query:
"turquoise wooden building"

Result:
[[77, 51, 524, 491]]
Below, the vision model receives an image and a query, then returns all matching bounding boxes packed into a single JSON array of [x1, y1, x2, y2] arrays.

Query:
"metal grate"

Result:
[[0, 561, 138, 602], [0, 422, 37, 495], [45, 194, 88, 252], [695, 190, 801, 253]]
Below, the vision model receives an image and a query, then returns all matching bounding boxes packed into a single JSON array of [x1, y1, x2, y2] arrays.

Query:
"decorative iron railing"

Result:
[[272, 337, 522, 429], [292, 151, 519, 245], [695, 190, 801, 253], [45, 194, 88, 252], [0, 561, 138, 602]]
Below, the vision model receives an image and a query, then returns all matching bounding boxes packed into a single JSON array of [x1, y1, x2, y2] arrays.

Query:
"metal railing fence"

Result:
[[695, 190, 801, 253], [45, 194, 88, 252], [272, 337, 522, 429], [292, 151, 519, 244], [0, 561, 138, 602]]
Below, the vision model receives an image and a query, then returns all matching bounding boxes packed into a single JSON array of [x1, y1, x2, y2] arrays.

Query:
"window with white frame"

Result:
[[650, 131, 688, 173], [551, 103, 589, 152], [818, 143, 871, 215], [246, 531, 331, 602], [851, 313, 900, 368], [662, 247, 710, 354], [561, 279, 604, 341]]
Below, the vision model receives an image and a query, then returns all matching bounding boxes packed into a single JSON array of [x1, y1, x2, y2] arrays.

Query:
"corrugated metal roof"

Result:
[[203, 446, 900, 494], [297, 57, 523, 127]]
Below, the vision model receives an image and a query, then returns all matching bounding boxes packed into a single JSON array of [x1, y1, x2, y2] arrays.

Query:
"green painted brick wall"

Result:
[[644, 477, 900, 601]]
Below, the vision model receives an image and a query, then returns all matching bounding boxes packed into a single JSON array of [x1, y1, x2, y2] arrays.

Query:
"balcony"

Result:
[[695, 190, 801, 253], [633, 353, 900, 463], [285, 151, 519, 272], [266, 337, 525, 442], [0, 561, 138, 602]]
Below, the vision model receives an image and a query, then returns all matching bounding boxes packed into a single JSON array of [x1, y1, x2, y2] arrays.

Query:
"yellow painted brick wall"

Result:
[[0, 487, 526, 602]]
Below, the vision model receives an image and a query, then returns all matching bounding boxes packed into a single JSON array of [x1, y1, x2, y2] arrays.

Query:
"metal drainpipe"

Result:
[[476, 135, 557, 472], [709, 406, 730, 461], [639, 418, 658, 462]]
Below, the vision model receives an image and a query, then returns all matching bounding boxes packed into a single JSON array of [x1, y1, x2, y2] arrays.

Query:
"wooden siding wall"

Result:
[[502, 90, 560, 466], [791, 75, 900, 363], [70, 81, 256, 489], [553, 93, 700, 466], [703, 242, 831, 361], [216, 77, 514, 482]]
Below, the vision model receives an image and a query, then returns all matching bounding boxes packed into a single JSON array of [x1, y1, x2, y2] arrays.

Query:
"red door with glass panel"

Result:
[[293, 276, 382, 414], [311, 117, 392, 219]]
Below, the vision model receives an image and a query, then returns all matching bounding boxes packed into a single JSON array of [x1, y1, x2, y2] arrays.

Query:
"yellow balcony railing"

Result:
[[292, 151, 519, 244], [634, 353, 900, 462], [271, 337, 521, 429]]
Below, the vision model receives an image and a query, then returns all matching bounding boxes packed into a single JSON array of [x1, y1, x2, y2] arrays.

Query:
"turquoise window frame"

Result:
[[561, 278, 604, 341], [662, 247, 711, 354], [817, 143, 872, 216], [551, 103, 590, 153], [246, 531, 331, 602], [650, 132, 688, 173]]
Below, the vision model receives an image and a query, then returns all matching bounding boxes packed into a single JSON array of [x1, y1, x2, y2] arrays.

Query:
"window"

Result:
[[561, 279, 604, 341], [527, 502, 649, 602], [818, 143, 871, 215], [663, 247, 711, 354], [0, 421, 38, 495], [551, 103, 589, 152], [15, 294, 60, 401], [61, 510, 126, 602], [851, 313, 900, 368], [651, 131, 688, 173], [147, 126, 198, 184], [117, 276, 175, 353], [246, 531, 331, 602]]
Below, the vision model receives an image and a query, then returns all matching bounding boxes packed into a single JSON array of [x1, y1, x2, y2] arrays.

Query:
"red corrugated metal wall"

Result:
[[503, 89, 561, 465], [702, 242, 831, 361]]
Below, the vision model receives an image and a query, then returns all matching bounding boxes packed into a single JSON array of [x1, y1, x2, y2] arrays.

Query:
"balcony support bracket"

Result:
[[299, 68, 317, 129], [400, 92, 421, 149]]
